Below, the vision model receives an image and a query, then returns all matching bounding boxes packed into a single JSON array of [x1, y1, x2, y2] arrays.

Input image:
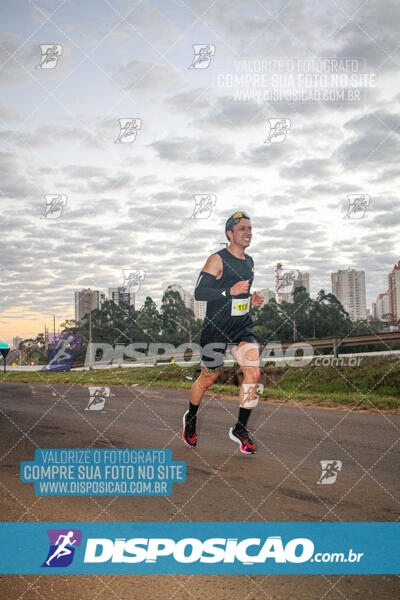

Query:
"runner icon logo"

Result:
[[241, 383, 264, 408], [317, 460, 342, 485], [42, 333, 82, 372], [42, 529, 82, 567], [188, 45, 216, 69], [114, 118, 142, 143], [36, 44, 63, 69], [122, 269, 146, 293], [265, 118, 291, 143], [41, 194, 67, 219], [344, 194, 370, 219], [86, 386, 110, 411], [190, 194, 217, 219]]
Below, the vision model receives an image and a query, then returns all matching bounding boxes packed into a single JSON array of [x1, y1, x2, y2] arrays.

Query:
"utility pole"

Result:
[[88, 309, 92, 369], [276, 262, 283, 304], [53, 314, 56, 336]]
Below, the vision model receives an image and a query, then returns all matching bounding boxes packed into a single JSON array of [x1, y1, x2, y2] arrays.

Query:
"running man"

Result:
[[182, 211, 264, 454], [45, 531, 77, 565]]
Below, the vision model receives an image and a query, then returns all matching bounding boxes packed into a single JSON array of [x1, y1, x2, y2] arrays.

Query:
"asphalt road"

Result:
[[0, 381, 399, 599]]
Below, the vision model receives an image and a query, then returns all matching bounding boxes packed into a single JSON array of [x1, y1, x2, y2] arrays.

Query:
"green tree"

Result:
[[252, 288, 353, 343], [315, 290, 351, 337], [161, 289, 195, 346], [19, 338, 38, 364], [252, 298, 286, 343], [137, 297, 163, 342]]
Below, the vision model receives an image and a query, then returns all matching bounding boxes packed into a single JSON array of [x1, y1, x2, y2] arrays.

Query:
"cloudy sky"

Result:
[[0, 0, 399, 342]]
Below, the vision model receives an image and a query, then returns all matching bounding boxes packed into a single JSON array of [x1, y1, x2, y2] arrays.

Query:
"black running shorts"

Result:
[[200, 330, 258, 371]]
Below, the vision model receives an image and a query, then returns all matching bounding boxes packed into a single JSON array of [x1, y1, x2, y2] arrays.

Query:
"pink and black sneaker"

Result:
[[182, 410, 197, 447], [229, 423, 256, 454]]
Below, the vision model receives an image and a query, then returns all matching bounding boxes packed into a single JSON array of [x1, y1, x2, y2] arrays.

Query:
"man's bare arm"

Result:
[[201, 253, 223, 279], [194, 253, 249, 300]]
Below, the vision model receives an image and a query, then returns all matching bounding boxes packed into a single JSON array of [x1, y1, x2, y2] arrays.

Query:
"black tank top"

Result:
[[200, 247, 255, 344]]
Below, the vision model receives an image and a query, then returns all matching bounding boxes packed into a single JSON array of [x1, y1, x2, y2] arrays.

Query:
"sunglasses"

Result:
[[232, 211, 250, 220]]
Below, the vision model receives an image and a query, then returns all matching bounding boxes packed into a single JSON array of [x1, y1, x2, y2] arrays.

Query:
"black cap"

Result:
[[225, 211, 251, 232]]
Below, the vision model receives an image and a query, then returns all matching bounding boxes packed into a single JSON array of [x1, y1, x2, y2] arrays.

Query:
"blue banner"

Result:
[[0, 522, 398, 574], [20, 449, 186, 496]]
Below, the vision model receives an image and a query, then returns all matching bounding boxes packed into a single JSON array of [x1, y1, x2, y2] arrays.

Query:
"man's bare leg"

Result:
[[229, 342, 260, 454], [183, 366, 219, 447], [190, 366, 219, 405], [236, 343, 261, 407]]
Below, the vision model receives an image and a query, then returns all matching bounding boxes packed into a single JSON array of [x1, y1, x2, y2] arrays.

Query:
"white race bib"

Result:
[[231, 297, 250, 316]]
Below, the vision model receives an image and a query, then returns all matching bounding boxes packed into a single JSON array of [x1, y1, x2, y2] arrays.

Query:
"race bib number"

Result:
[[231, 297, 250, 316]]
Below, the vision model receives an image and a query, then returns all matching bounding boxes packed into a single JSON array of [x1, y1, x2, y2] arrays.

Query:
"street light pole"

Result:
[[88, 309, 92, 369]]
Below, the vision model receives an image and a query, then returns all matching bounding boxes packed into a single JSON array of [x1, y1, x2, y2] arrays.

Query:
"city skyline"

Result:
[[4, 259, 399, 346]]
